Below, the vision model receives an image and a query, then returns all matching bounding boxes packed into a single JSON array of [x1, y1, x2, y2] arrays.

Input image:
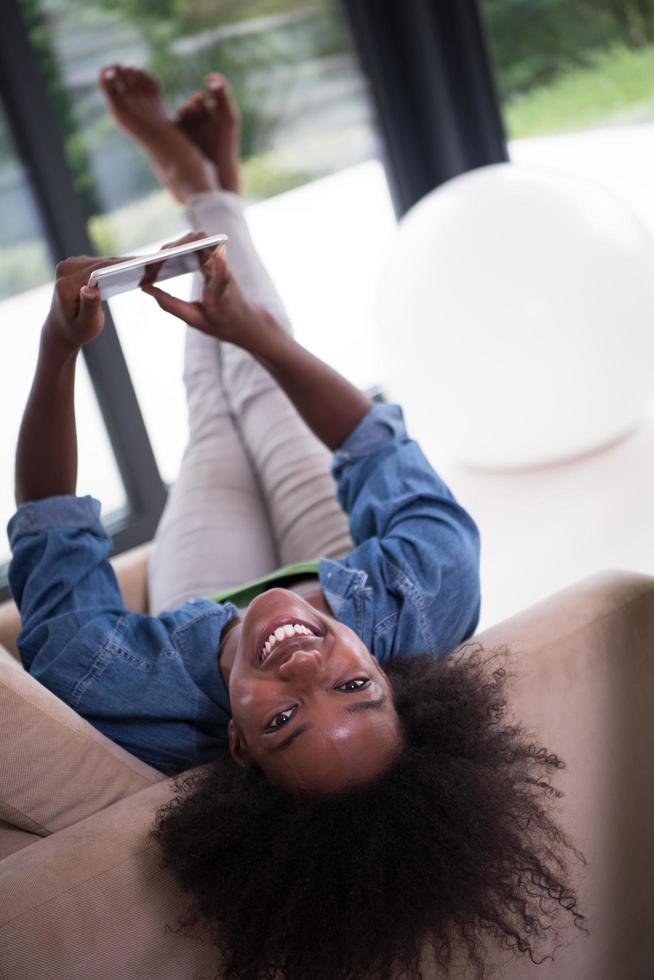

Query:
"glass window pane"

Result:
[[28, 0, 396, 485], [483, 1, 654, 139], [0, 99, 126, 568], [0, 104, 51, 297], [482, 1, 654, 231]]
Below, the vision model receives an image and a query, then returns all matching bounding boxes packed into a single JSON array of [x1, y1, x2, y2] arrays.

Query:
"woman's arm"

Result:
[[15, 332, 80, 504], [15, 257, 110, 504], [247, 327, 373, 452], [144, 243, 480, 654], [142, 241, 373, 450]]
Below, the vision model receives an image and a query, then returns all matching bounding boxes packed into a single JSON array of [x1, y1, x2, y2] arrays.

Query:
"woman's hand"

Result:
[[45, 258, 104, 353], [43, 254, 124, 353], [16, 252, 126, 503], [141, 232, 373, 451], [141, 232, 284, 356]]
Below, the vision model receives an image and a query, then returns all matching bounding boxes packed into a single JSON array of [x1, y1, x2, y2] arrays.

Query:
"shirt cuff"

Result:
[[8, 495, 104, 545], [332, 403, 406, 477]]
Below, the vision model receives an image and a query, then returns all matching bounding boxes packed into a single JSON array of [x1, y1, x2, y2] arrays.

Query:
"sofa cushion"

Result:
[[0, 821, 37, 861], [0, 774, 219, 980], [0, 649, 165, 840]]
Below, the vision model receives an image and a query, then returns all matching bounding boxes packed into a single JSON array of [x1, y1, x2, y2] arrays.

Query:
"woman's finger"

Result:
[[77, 285, 104, 331], [199, 243, 228, 283], [141, 284, 205, 329], [158, 230, 208, 252], [193, 246, 217, 276]]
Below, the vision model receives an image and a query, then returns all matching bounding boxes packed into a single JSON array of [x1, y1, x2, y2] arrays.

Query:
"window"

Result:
[[3, 0, 503, 595], [23, 0, 396, 487], [482, 0, 654, 234], [0, 97, 125, 568]]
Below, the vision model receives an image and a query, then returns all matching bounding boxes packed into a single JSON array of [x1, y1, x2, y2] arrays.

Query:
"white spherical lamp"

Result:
[[376, 163, 654, 469]]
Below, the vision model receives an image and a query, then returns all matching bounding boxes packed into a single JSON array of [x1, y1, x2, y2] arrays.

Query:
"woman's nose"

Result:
[[277, 648, 323, 681]]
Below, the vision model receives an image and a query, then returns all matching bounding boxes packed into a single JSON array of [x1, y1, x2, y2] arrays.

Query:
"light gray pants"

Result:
[[148, 190, 353, 614]]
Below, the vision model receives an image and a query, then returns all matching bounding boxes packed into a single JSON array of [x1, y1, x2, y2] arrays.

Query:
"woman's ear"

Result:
[[228, 718, 253, 768]]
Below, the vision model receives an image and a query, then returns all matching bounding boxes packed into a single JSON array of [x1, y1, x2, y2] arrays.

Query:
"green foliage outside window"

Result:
[[484, 0, 654, 134], [21, 0, 348, 202], [20, 0, 100, 215], [8, 0, 654, 299]]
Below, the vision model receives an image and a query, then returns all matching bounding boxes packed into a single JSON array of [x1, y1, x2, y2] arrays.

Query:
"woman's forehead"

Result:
[[260, 702, 403, 791]]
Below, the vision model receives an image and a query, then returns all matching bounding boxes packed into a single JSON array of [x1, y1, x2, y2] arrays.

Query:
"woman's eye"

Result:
[[267, 707, 296, 731], [338, 678, 370, 692], [265, 679, 370, 732]]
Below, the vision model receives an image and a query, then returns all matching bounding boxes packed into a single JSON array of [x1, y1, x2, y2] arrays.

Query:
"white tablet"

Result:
[[87, 233, 228, 300]]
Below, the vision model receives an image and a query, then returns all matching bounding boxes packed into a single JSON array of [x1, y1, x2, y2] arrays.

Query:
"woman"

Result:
[[7, 65, 585, 980]]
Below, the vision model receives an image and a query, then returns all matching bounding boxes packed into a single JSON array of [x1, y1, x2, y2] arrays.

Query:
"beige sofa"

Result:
[[0, 548, 653, 979]]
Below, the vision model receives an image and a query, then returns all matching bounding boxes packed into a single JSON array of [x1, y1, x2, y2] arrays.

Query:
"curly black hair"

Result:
[[150, 645, 587, 980]]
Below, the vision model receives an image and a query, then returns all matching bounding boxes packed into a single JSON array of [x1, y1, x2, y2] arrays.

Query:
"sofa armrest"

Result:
[[0, 541, 153, 663], [471, 568, 654, 979]]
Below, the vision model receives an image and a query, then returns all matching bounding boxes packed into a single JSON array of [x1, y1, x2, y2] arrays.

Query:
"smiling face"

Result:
[[225, 588, 404, 793]]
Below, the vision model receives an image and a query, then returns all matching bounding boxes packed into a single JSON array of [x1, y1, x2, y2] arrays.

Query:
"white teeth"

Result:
[[260, 623, 316, 663]]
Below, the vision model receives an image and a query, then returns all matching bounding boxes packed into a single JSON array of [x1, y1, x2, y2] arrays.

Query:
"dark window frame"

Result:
[[0, 0, 167, 602]]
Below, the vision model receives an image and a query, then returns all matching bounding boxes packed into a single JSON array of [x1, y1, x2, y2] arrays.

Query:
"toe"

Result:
[[117, 65, 162, 100], [205, 73, 228, 108], [177, 90, 200, 114], [177, 106, 198, 130], [122, 67, 138, 89], [139, 68, 160, 95], [123, 66, 150, 91], [205, 74, 240, 124], [178, 93, 207, 125], [204, 72, 225, 92], [105, 64, 127, 94], [176, 102, 193, 124], [98, 63, 118, 91], [113, 65, 129, 95]]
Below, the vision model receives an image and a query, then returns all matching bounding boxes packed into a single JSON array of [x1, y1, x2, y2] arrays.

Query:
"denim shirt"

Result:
[[8, 403, 480, 774]]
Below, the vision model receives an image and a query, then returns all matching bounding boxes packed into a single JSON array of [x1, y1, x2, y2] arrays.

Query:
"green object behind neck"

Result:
[[209, 558, 320, 607]]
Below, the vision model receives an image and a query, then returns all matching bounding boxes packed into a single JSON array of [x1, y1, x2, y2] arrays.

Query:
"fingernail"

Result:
[[209, 78, 223, 90], [81, 286, 95, 299], [104, 68, 116, 80]]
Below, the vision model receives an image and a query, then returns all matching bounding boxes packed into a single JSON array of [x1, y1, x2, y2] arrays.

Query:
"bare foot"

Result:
[[99, 63, 219, 204], [176, 73, 242, 195]]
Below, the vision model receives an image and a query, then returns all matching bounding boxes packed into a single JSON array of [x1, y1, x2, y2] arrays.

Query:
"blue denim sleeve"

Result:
[[7, 495, 236, 772], [7, 495, 125, 668], [332, 402, 406, 474], [331, 404, 481, 657]]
